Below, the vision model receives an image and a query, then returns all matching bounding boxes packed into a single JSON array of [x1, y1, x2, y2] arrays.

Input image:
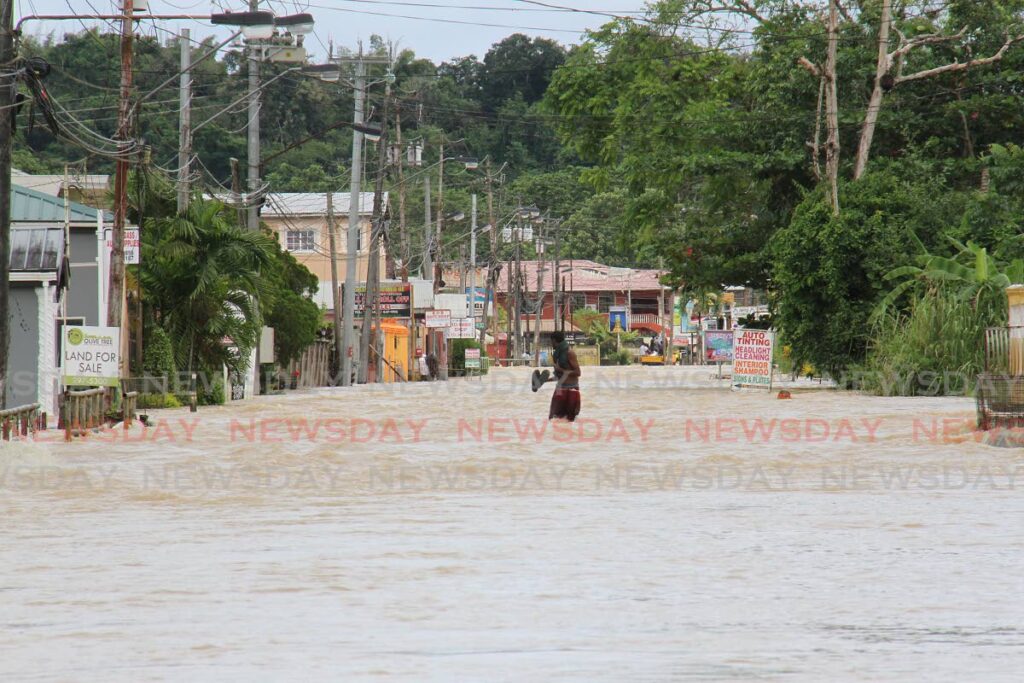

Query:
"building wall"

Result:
[[7, 285, 40, 408], [263, 214, 387, 311], [68, 226, 102, 326]]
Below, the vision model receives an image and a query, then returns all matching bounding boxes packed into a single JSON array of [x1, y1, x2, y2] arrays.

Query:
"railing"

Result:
[[0, 403, 41, 441], [61, 388, 106, 441], [984, 326, 1024, 374], [122, 390, 138, 426]]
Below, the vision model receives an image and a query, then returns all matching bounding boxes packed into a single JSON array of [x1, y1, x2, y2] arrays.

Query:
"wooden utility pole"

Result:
[[0, 0, 14, 407], [824, 0, 840, 215], [230, 158, 244, 227], [108, 0, 134, 356], [327, 192, 343, 382], [176, 28, 191, 213], [533, 223, 545, 367], [480, 159, 498, 348]]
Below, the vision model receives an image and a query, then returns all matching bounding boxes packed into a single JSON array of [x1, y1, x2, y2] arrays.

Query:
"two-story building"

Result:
[[260, 192, 388, 318]]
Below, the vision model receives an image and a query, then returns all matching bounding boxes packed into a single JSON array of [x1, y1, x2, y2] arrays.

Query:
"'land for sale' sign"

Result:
[[733, 329, 774, 389], [62, 326, 120, 387]]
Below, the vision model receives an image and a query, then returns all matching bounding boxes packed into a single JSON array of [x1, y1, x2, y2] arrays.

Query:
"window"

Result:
[[598, 294, 614, 313], [286, 230, 315, 252]]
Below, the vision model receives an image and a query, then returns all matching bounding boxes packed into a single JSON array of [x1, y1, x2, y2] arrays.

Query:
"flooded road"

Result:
[[2, 366, 1023, 681]]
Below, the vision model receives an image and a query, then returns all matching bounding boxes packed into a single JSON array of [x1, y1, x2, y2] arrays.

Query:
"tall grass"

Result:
[[859, 287, 1001, 396]]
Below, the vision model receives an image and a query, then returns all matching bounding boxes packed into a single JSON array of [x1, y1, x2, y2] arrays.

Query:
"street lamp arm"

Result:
[[260, 119, 381, 170], [15, 14, 213, 33]]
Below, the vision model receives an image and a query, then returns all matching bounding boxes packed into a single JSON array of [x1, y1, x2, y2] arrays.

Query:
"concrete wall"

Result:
[[7, 285, 39, 408]]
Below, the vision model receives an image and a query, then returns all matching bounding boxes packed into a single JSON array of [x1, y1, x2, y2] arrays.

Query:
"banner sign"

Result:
[[104, 228, 140, 265], [425, 309, 451, 328], [350, 283, 412, 318], [733, 329, 774, 388], [447, 318, 476, 339], [465, 348, 481, 369], [609, 305, 629, 332], [62, 325, 120, 387], [704, 330, 734, 362]]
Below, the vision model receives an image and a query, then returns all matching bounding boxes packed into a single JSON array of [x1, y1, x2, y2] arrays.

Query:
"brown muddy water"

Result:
[[2, 366, 1022, 681]]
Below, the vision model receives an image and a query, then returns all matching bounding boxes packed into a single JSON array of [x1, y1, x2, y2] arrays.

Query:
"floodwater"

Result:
[[2, 365, 1023, 681]]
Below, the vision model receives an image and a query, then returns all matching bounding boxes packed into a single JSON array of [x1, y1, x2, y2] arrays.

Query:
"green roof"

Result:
[[11, 183, 111, 223]]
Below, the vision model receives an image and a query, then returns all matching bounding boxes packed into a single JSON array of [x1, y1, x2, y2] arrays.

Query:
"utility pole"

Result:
[[423, 171, 432, 280], [533, 223, 544, 368], [480, 161, 497, 348], [359, 71, 390, 384], [246, 0, 261, 231], [553, 221, 562, 332], [469, 194, 477, 336], [176, 28, 191, 213], [0, 0, 14, 406], [341, 51, 367, 387], [825, 0, 840, 215], [108, 0, 134, 382], [434, 138, 444, 292], [230, 158, 244, 227], [327, 192, 342, 382]]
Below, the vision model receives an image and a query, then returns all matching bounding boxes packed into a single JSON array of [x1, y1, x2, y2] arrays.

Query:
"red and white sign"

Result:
[[104, 228, 140, 265], [447, 318, 476, 339], [425, 309, 451, 328]]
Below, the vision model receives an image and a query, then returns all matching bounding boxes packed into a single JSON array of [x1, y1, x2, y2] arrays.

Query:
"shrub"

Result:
[[143, 325, 176, 378], [137, 393, 182, 409]]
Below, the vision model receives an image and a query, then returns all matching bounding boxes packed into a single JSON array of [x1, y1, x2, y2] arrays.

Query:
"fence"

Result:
[[61, 388, 106, 440], [287, 340, 331, 388], [975, 373, 1024, 431], [0, 403, 41, 441]]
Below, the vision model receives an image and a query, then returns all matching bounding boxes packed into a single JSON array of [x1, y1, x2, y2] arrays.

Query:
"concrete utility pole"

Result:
[[533, 223, 544, 368], [480, 161, 498, 348], [246, 0, 261, 231], [469, 194, 477, 333], [108, 0, 134, 381], [0, 0, 14, 406], [176, 28, 191, 214], [422, 171, 432, 280], [359, 72, 390, 384], [327, 192, 343, 381]]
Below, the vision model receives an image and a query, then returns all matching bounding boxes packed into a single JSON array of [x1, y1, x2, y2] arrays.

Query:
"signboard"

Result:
[[104, 228, 140, 264], [425, 309, 451, 328], [447, 318, 476, 339], [609, 305, 629, 332], [349, 283, 412, 318], [733, 329, 775, 389], [62, 325, 120, 387], [704, 330, 734, 362], [465, 348, 481, 369]]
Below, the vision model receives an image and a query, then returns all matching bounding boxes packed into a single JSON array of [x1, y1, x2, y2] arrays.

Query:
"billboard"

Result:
[[425, 309, 451, 328], [447, 318, 476, 339], [733, 329, 774, 389], [704, 330, 734, 363], [348, 283, 412, 318]]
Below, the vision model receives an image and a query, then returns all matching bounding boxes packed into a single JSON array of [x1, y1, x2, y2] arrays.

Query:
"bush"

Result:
[[603, 349, 632, 366], [450, 339, 489, 375], [137, 393, 182, 410], [143, 325, 175, 378], [199, 376, 226, 405]]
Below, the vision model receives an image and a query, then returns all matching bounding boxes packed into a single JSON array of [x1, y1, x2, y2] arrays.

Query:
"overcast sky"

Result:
[[22, 0, 649, 62]]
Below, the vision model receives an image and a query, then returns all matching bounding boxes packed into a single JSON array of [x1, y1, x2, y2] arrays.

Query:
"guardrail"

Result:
[[0, 403, 41, 441]]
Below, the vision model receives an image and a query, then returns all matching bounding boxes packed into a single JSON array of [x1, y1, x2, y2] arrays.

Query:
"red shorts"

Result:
[[549, 388, 581, 422]]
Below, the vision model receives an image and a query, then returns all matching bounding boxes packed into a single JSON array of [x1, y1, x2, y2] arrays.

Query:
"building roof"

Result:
[[261, 192, 387, 218], [10, 227, 65, 272], [12, 169, 110, 198], [11, 183, 109, 222], [492, 260, 665, 294]]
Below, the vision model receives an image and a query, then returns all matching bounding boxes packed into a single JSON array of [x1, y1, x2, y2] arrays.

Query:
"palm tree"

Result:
[[141, 198, 274, 375]]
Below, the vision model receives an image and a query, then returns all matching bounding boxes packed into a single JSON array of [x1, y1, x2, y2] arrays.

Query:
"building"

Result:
[[12, 168, 111, 208], [261, 192, 388, 314], [481, 259, 671, 350], [6, 184, 117, 413]]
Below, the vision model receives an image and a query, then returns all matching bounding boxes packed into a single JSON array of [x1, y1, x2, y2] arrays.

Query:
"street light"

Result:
[[275, 13, 315, 36], [210, 11, 276, 40]]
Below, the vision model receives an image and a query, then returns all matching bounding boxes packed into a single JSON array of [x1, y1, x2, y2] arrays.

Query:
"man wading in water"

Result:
[[549, 331, 582, 421]]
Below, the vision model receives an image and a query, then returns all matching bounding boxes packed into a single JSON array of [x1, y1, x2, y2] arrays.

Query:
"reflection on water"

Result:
[[2, 366, 1023, 681]]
